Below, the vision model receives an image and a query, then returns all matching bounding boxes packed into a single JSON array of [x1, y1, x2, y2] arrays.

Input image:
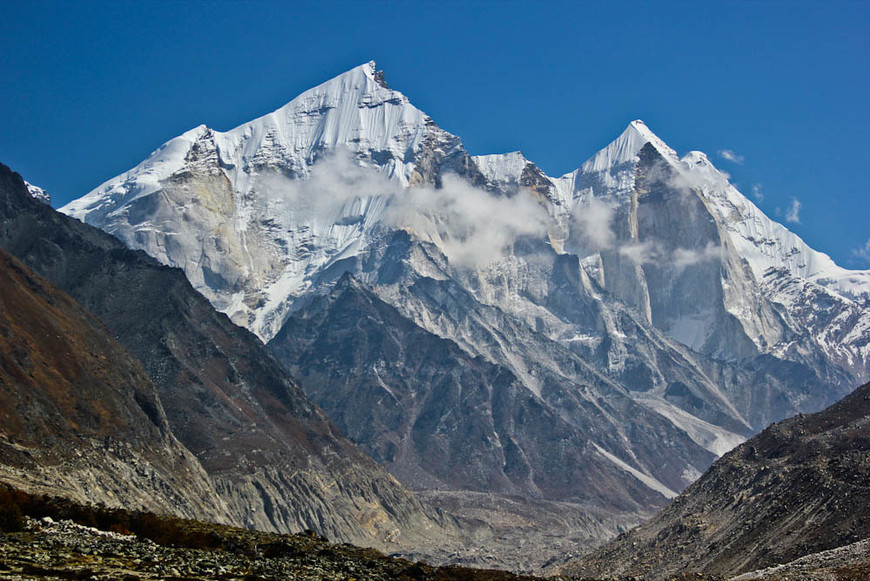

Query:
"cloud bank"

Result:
[[388, 174, 552, 268], [256, 151, 552, 269]]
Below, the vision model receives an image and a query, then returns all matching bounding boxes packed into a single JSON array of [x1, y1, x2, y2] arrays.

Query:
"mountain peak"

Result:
[[579, 120, 677, 174], [627, 118, 650, 132], [364, 60, 390, 89], [342, 60, 380, 83], [626, 119, 669, 149], [218, 59, 426, 162]]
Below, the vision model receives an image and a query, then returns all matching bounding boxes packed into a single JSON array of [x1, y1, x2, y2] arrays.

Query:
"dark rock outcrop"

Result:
[[270, 272, 714, 511]]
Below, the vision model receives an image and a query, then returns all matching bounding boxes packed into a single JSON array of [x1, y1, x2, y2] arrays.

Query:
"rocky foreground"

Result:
[[1, 518, 527, 580], [0, 487, 536, 581], [732, 540, 870, 581]]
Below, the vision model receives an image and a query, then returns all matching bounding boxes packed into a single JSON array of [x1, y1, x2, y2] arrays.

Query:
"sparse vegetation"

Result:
[[0, 484, 543, 580]]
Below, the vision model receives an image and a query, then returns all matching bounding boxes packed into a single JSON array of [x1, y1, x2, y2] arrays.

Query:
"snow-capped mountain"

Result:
[[477, 120, 870, 376], [63, 62, 481, 341], [61, 62, 870, 515]]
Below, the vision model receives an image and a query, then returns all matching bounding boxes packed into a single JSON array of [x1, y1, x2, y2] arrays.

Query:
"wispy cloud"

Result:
[[613, 239, 722, 271], [257, 151, 733, 274], [390, 175, 552, 268], [853, 239, 870, 266], [672, 243, 722, 271], [784, 198, 802, 224], [580, 164, 727, 270], [751, 183, 763, 203], [257, 151, 554, 269], [618, 241, 659, 264], [718, 149, 744, 164], [571, 197, 616, 250]]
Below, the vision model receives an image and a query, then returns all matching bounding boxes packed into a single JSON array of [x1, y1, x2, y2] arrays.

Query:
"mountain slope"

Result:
[[558, 380, 870, 580], [270, 272, 713, 510], [0, 248, 225, 520], [0, 162, 455, 551]]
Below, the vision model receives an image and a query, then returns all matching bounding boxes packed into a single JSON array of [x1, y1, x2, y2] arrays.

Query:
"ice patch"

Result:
[[592, 442, 678, 499], [639, 398, 746, 457]]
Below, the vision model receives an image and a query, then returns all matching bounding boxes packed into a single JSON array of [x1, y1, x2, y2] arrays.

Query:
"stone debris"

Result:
[[0, 517, 543, 581], [731, 539, 870, 580]]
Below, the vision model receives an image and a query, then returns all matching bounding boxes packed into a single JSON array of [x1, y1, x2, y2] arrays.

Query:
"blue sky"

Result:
[[2, 0, 868, 267]]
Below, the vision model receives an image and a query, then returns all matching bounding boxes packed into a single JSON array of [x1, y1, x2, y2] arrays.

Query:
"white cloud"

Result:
[[253, 151, 732, 274], [618, 241, 659, 264], [785, 198, 802, 224], [752, 183, 763, 203], [718, 149, 744, 164], [257, 152, 555, 270], [385, 174, 552, 268], [852, 239, 870, 265], [616, 240, 721, 271], [672, 243, 722, 271], [571, 197, 616, 250], [254, 150, 402, 227]]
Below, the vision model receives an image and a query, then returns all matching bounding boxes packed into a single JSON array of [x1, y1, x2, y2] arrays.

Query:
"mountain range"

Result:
[[60, 62, 869, 505], [2, 60, 868, 572]]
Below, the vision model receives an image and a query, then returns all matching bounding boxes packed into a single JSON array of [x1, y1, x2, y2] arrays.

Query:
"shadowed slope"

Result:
[[0, 248, 226, 519]]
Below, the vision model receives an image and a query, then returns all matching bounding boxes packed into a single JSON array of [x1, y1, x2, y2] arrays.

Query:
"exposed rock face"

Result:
[[0, 249, 225, 520], [0, 162, 455, 552], [271, 272, 714, 511], [557, 381, 870, 580]]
